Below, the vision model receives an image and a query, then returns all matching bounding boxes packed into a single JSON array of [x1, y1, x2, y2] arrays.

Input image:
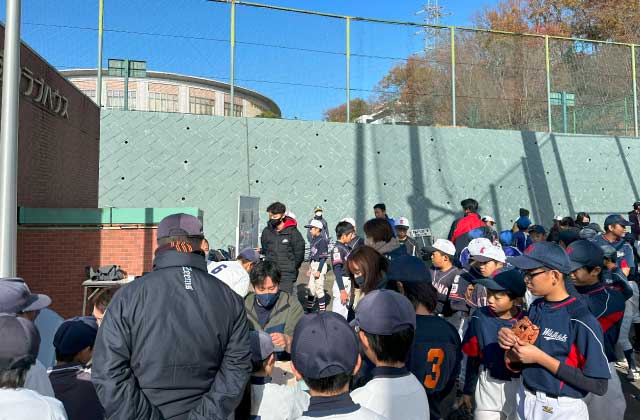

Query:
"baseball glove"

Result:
[[512, 316, 540, 344]]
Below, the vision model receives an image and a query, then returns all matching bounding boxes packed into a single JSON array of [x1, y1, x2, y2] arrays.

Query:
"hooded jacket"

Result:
[[366, 237, 408, 261], [261, 217, 306, 291], [92, 249, 251, 420]]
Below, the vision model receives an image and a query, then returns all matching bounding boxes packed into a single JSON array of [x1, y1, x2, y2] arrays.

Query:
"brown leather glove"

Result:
[[505, 316, 540, 372]]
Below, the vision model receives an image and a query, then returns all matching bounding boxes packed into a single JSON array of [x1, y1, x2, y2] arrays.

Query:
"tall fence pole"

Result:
[[346, 17, 351, 123], [229, 0, 236, 115], [0, 0, 21, 276], [450, 26, 456, 127], [96, 0, 104, 108], [632, 44, 639, 137], [545, 35, 552, 132]]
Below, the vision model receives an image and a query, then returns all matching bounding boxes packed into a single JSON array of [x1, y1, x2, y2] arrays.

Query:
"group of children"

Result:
[[271, 211, 639, 420]]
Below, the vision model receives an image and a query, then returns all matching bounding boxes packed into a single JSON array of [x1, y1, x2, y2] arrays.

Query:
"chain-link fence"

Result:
[[6, 0, 640, 136]]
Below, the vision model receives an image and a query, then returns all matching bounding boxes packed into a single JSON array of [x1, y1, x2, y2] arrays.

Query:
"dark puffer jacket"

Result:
[[260, 217, 306, 293]]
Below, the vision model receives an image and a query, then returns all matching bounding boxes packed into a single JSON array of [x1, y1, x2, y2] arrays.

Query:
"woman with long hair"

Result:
[[363, 218, 407, 260], [346, 246, 389, 301]]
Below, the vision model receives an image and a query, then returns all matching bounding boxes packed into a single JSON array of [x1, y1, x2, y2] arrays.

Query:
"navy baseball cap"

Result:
[[249, 331, 274, 362], [558, 229, 580, 247], [53, 317, 98, 356], [291, 312, 358, 379], [604, 214, 632, 229], [528, 225, 546, 235], [600, 244, 617, 261], [0, 314, 40, 370], [0, 278, 51, 314], [508, 241, 571, 274], [476, 268, 526, 297], [516, 216, 532, 229], [566, 240, 604, 272], [238, 248, 260, 264], [353, 289, 416, 335], [157, 213, 204, 239], [386, 255, 428, 283]]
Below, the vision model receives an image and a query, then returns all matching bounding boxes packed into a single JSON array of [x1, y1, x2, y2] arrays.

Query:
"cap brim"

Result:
[[568, 260, 585, 272], [23, 294, 51, 312], [425, 246, 454, 257], [471, 255, 495, 263], [476, 278, 506, 291], [507, 255, 545, 270]]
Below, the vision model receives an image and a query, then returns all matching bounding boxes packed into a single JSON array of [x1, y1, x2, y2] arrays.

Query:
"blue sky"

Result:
[[1, 0, 498, 119]]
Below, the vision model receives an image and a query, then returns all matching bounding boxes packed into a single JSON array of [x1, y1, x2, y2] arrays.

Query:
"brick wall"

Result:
[[17, 226, 157, 318]]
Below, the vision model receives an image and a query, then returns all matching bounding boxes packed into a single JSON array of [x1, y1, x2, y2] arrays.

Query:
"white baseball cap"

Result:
[[207, 261, 250, 297], [426, 239, 456, 257], [482, 216, 495, 223], [469, 239, 506, 263], [396, 217, 410, 228], [305, 219, 324, 230], [340, 217, 356, 228], [553, 215, 563, 221]]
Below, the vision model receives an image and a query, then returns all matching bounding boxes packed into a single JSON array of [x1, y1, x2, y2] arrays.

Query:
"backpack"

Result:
[[85, 265, 126, 282]]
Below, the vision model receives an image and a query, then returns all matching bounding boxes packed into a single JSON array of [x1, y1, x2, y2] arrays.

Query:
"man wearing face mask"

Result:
[[261, 202, 306, 294], [244, 261, 304, 359], [306, 206, 330, 242]]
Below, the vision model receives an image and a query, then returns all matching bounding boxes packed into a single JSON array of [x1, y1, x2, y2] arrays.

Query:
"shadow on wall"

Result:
[[521, 131, 555, 224], [355, 123, 366, 231], [407, 125, 431, 229], [615, 136, 640, 199]]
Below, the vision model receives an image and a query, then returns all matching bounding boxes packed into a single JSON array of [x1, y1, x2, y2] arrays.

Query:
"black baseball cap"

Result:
[[53, 317, 98, 356], [386, 255, 429, 283], [157, 213, 204, 239], [352, 289, 416, 335], [238, 248, 260, 264], [604, 214, 632, 229], [291, 312, 358, 379], [0, 278, 51, 314], [476, 268, 526, 297], [566, 240, 604, 272], [508, 241, 571, 274], [528, 225, 546, 235], [249, 331, 274, 362], [0, 314, 40, 370]]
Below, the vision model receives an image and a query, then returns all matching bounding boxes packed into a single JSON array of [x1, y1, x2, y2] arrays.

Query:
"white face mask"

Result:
[[315, 211, 322, 217]]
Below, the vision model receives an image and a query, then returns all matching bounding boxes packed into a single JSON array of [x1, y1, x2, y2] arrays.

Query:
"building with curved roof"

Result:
[[61, 69, 281, 118]]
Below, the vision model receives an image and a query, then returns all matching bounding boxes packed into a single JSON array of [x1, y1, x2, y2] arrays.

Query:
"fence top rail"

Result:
[[208, 0, 637, 48]]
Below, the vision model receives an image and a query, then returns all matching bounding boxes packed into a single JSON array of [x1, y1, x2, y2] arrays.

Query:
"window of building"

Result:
[[106, 90, 137, 110], [224, 102, 243, 117], [189, 96, 215, 115], [149, 92, 178, 113], [81, 89, 96, 100]]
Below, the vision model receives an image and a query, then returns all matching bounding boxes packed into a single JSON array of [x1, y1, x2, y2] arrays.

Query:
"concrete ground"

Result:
[[295, 262, 640, 418]]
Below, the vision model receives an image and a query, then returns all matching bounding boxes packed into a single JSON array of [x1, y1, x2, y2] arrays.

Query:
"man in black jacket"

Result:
[[92, 213, 251, 420], [629, 201, 640, 240], [260, 202, 305, 294]]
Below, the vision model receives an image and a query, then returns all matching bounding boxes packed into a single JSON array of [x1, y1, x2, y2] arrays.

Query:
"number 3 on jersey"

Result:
[[423, 348, 444, 389]]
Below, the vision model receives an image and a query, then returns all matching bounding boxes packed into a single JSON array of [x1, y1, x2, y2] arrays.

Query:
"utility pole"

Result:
[[415, 0, 451, 52]]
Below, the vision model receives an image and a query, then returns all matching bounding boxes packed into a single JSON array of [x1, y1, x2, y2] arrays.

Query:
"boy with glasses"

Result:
[[498, 242, 610, 420]]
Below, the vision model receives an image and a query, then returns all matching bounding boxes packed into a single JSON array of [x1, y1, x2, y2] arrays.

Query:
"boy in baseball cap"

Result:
[[0, 314, 66, 419], [466, 239, 507, 309], [242, 331, 309, 420], [304, 219, 329, 312], [49, 316, 103, 420], [207, 247, 259, 298], [566, 240, 627, 419], [498, 242, 611, 419], [591, 214, 635, 276], [461, 268, 525, 419], [350, 290, 429, 420], [291, 312, 385, 420], [425, 239, 460, 315], [395, 217, 418, 256]]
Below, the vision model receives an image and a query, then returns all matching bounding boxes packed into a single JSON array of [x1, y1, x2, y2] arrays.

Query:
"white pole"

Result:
[[0, 0, 22, 276]]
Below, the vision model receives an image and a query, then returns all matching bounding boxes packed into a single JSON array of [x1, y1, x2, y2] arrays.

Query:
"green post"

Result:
[[96, 0, 104, 108], [346, 17, 351, 123], [632, 45, 639, 137], [123, 58, 129, 111], [450, 26, 456, 127], [561, 91, 567, 133], [573, 109, 576, 134], [229, 0, 236, 115], [545, 36, 552, 132]]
